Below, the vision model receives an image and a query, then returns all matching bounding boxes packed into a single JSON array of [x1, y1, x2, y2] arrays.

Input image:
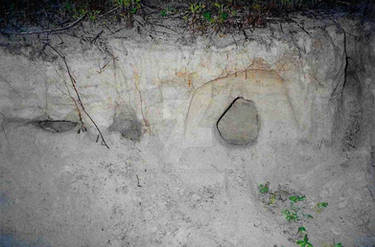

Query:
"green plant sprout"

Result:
[[268, 192, 277, 205], [88, 10, 101, 21], [214, 2, 228, 22], [289, 195, 306, 203], [189, 3, 205, 15], [322, 242, 343, 247], [317, 202, 328, 208], [314, 201, 328, 213], [131, 0, 141, 14], [296, 234, 313, 247], [115, 0, 141, 14], [203, 11, 213, 22], [297, 226, 307, 234], [282, 209, 299, 222], [302, 213, 314, 219], [257, 183, 341, 246], [258, 182, 270, 194], [63, 1, 73, 12]]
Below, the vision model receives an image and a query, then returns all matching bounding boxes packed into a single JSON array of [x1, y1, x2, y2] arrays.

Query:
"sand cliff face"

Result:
[[0, 16, 374, 247], [0, 17, 372, 149]]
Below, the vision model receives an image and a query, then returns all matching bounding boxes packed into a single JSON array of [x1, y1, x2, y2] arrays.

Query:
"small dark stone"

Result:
[[35, 120, 77, 133]]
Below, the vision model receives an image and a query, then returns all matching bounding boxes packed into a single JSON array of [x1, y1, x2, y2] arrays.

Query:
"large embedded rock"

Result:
[[217, 97, 259, 145]]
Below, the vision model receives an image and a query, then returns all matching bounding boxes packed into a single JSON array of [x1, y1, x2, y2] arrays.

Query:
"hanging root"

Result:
[[47, 43, 110, 149]]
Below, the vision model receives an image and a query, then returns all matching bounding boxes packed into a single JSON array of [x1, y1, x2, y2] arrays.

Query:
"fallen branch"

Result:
[[91, 30, 104, 44], [47, 43, 110, 149], [98, 6, 120, 18], [3, 14, 86, 35]]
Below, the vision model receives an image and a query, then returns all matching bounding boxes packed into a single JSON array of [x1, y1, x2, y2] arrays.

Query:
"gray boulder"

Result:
[[217, 97, 259, 145]]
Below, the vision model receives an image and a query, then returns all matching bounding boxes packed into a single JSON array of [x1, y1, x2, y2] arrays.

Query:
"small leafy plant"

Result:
[[189, 3, 205, 15], [297, 226, 307, 234], [115, 0, 141, 14], [257, 182, 342, 247], [314, 201, 328, 213], [289, 195, 306, 203], [214, 2, 228, 22], [296, 234, 313, 247], [88, 10, 101, 21], [282, 209, 299, 222], [160, 6, 175, 17], [322, 242, 343, 247], [258, 182, 270, 194], [202, 11, 213, 22], [317, 202, 328, 208]]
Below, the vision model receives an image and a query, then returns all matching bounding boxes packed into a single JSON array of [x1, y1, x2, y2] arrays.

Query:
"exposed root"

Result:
[[132, 66, 151, 134], [47, 43, 110, 149], [3, 14, 87, 35]]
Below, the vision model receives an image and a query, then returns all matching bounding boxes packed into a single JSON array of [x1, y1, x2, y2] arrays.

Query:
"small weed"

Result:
[[317, 202, 328, 208], [258, 182, 270, 194], [115, 0, 141, 14], [214, 2, 228, 22], [202, 11, 213, 22], [268, 193, 277, 205], [297, 226, 307, 234], [63, 1, 73, 12], [189, 3, 205, 15], [296, 234, 313, 247], [314, 201, 328, 213], [257, 182, 343, 247], [322, 242, 343, 247], [282, 209, 299, 222], [73, 8, 88, 19], [302, 213, 314, 219], [289, 195, 306, 203], [160, 7, 176, 17], [88, 10, 101, 21]]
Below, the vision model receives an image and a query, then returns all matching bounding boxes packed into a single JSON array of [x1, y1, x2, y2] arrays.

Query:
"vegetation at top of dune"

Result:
[[0, 0, 370, 34]]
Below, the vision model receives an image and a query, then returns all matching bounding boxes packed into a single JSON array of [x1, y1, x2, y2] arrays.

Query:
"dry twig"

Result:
[[3, 14, 87, 35], [46, 43, 110, 149]]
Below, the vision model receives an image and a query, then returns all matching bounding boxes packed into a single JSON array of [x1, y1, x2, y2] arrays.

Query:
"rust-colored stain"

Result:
[[195, 68, 284, 91], [166, 57, 286, 91], [175, 70, 195, 88], [312, 39, 323, 50], [131, 64, 151, 132], [248, 57, 272, 71], [175, 71, 187, 78], [275, 61, 290, 72], [275, 55, 299, 73]]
